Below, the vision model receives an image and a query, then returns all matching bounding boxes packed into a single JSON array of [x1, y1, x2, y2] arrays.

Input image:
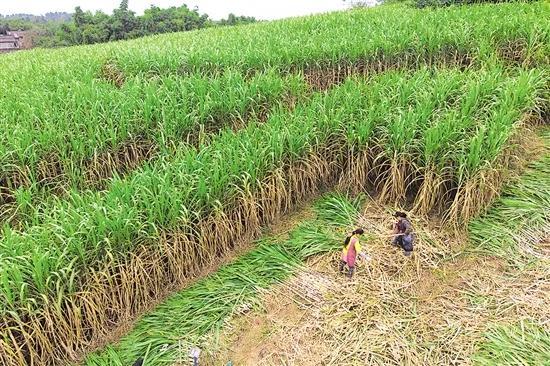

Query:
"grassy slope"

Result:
[[110, 2, 550, 75]]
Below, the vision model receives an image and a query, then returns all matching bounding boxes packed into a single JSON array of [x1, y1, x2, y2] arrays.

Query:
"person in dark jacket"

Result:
[[391, 211, 414, 256]]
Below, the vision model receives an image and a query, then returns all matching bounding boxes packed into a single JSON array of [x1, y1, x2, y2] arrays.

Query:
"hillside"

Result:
[[0, 2, 548, 365]]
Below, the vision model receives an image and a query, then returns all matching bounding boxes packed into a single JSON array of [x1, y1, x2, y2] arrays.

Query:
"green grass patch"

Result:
[[473, 321, 550, 366], [468, 129, 550, 260]]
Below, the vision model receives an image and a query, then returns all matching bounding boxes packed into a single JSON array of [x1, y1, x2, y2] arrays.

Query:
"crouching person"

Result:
[[339, 228, 365, 278], [392, 211, 414, 257]]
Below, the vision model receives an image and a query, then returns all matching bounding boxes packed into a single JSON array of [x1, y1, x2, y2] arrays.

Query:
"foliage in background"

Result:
[[0, 1, 256, 48], [0, 12, 71, 33], [416, 0, 537, 8]]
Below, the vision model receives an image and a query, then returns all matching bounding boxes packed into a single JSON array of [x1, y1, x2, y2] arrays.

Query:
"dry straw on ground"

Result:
[[205, 201, 549, 366]]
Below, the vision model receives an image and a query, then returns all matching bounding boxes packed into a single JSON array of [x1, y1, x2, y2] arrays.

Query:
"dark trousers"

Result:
[[339, 260, 355, 278], [392, 235, 413, 255]]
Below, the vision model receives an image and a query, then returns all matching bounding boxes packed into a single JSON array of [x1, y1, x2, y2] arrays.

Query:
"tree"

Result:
[[219, 13, 255, 26], [343, 0, 382, 8], [111, 0, 137, 40], [73, 6, 85, 28], [23, 1, 255, 48]]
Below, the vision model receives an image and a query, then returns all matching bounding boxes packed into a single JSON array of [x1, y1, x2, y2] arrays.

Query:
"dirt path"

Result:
[[202, 201, 550, 365]]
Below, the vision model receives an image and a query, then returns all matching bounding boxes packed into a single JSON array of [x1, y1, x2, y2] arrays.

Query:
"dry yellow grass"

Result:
[[202, 201, 549, 365]]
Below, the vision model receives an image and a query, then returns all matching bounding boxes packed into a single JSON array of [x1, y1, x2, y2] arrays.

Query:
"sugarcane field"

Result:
[[0, 0, 549, 365]]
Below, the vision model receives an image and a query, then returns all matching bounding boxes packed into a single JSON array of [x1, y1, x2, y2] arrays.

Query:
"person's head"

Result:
[[393, 211, 407, 219], [352, 228, 364, 236]]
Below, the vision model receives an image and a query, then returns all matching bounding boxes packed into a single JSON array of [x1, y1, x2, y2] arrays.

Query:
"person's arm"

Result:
[[355, 239, 362, 253], [355, 239, 371, 261], [404, 220, 412, 235]]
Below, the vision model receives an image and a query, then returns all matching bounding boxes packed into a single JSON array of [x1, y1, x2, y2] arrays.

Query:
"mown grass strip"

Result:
[[472, 321, 550, 366]]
